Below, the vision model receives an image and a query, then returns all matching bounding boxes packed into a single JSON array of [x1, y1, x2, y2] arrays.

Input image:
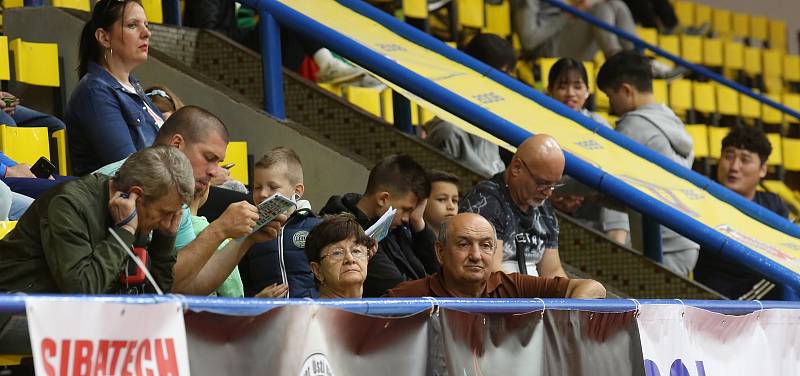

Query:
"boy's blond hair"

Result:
[[255, 147, 304, 184]]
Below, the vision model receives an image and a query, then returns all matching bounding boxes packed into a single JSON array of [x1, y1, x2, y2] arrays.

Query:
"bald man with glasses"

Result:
[[460, 134, 567, 278]]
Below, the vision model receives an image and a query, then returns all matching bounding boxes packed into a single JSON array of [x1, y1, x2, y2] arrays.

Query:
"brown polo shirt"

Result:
[[385, 271, 570, 298]]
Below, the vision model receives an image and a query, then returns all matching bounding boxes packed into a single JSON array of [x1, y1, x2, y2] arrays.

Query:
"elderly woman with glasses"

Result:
[[304, 214, 376, 299]]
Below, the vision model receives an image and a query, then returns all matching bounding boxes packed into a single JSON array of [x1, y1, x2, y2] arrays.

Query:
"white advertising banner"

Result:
[[26, 299, 190, 376], [637, 304, 800, 376]]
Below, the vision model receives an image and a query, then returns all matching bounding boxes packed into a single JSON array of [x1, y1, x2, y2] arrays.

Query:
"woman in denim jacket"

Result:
[[65, 0, 164, 175]]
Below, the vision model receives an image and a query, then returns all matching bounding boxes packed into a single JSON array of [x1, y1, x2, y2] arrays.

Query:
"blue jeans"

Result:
[[0, 179, 32, 220], [0, 105, 66, 133], [1, 175, 75, 199]]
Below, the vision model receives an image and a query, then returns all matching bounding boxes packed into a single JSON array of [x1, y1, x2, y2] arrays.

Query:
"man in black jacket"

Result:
[[319, 154, 437, 296]]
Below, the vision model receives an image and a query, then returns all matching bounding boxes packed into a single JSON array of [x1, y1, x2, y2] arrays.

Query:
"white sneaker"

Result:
[[314, 48, 365, 84]]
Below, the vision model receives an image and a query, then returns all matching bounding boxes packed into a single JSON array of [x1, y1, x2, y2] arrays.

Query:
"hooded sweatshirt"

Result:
[[601, 104, 699, 258], [319, 193, 438, 297]]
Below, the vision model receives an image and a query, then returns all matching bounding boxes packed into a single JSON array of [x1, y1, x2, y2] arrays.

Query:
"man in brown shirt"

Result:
[[386, 213, 606, 298]]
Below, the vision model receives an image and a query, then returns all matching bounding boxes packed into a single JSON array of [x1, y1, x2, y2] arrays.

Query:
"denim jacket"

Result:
[[65, 61, 162, 175]]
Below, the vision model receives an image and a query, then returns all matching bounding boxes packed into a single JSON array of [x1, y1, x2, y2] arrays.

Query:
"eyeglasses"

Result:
[[518, 158, 565, 192], [320, 246, 369, 262]]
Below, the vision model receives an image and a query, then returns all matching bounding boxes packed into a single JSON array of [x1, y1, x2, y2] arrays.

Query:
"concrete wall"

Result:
[[4, 7, 370, 208], [694, 0, 799, 53]]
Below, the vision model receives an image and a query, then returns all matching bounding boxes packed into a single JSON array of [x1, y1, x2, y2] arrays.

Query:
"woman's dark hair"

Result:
[[304, 214, 376, 263], [78, 0, 143, 77], [463, 33, 517, 72], [547, 57, 589, 92]]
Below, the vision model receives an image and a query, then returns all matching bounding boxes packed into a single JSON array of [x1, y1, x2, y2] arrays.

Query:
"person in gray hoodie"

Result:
[[596, 51, 699, 277]]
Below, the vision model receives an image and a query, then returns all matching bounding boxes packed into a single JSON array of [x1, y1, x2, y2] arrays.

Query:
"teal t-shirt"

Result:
[[94, 158, 196, 250], [190, 216, 244, 298]]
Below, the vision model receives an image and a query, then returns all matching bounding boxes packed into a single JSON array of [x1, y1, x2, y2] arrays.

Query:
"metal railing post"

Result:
[[642, 214, 663, 263], [163, 0, 181, 26], [260, 9, 286, 119], [392, 91, 413, 134]]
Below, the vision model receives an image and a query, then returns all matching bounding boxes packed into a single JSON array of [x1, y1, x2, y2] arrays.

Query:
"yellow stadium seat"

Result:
[[764, 77, 783, 95], [769, 19, 787, 51], [0, 125, 50, 166], [762, 49, 783, 79], [673, 1, 695, 26], [761, 94, 783, 124], [9, 39, 60, 87], [344, 86, 383, 118], [482, 0, 511, 38], [420, 106, 435, 125], [739, 94, 761, 120], [668, 79, 692, 117], [743, 47, 762, 76], [784, 93, 800, 123], [381, 88, 394, 124], [685, 124, 709, 158], [658, 35, 680, 67], [761, 180, 800, 210], [680, 35, 703, 64], [708, 126, 729, 159], [636, 27, 658, 57], [584, 61, 595, 93], [317, 83, 342, 97], [403, 0, 428, 19], [653, 79, 667, 105], [782, 139, 800, 171], [692, 81, 716, 114], [712, 9, 732, 37], [51, 129, 69, 176], [751, 16, 769, 42], [766, 133, 782, 166], [457, 0, 484, 29], [732, 12, 749, 39], [1, 0, 23, 8], [515, 59, 535, 87], [0, 221, 16, 239], [715, 84, 739, 117], [595, 89, 610, 112], [723, 41, 744, 71], [695, 4, 711, 26], [702, 37, 723, 68], [0, 36, 9, 81], [784, 55, 800, 82], [141, 0, 163, 24], [52, 0, 90, 11], [222, 141, 248, 185]]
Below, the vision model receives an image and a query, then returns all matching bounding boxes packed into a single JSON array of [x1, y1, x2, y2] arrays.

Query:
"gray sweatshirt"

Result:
[[510, 0, 568, 58], [424, 118, 506, 177], [601, 103, 699, 254]]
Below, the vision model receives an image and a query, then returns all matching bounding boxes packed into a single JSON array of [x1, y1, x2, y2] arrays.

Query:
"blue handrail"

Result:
[[236, 0, 800, 296], [3, 295, 800, 316], [541, 0, 800, 121]]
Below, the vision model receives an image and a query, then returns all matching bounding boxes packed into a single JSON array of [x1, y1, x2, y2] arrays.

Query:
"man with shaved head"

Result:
[[386, 213, 605, 298], [460, 134, 568, 277]]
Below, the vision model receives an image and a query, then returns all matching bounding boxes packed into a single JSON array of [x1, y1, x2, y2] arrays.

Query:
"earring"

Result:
[[104, 47, 113, 62]]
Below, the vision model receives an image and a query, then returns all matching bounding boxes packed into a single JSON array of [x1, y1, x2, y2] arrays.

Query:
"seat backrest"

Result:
[[707, 126, 728, 159], [702, 37, 723, 68], [52, 0, 90, 11], [9, 38, 60, 87], [732, 12, 750, 39], [680, 35, 703, 64], [668, 79, 693, 116], [769, 19, 787, 51], [457, 0, 485, 29], [739, 93, 761, 120], [51, 129, 69, 176], [743, 47, 763, 76], [784, 55, 800, 82], [403, 0, 428, 19], [0, 125, 50, 165], [712, 8, 732, 37], [762, 49, 783, 79], [685, 124, 709, 159], [723, 41, 744, 70], [692, 81, 716, 115], [141, 0, 164, 24], [223, 141, 248, 185], [0, 36, 9, 81], [751, 16, 769, 42], [344, 86, 384, 118], [715, 83, 739, 117], [482, 0, 511, 38]]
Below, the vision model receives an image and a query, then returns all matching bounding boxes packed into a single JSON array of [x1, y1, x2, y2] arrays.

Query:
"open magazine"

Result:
[[365, 207, 396, 242]]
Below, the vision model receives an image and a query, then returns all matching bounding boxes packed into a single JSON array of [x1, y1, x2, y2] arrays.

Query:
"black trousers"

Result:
[[621, 0, 678, 29]]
